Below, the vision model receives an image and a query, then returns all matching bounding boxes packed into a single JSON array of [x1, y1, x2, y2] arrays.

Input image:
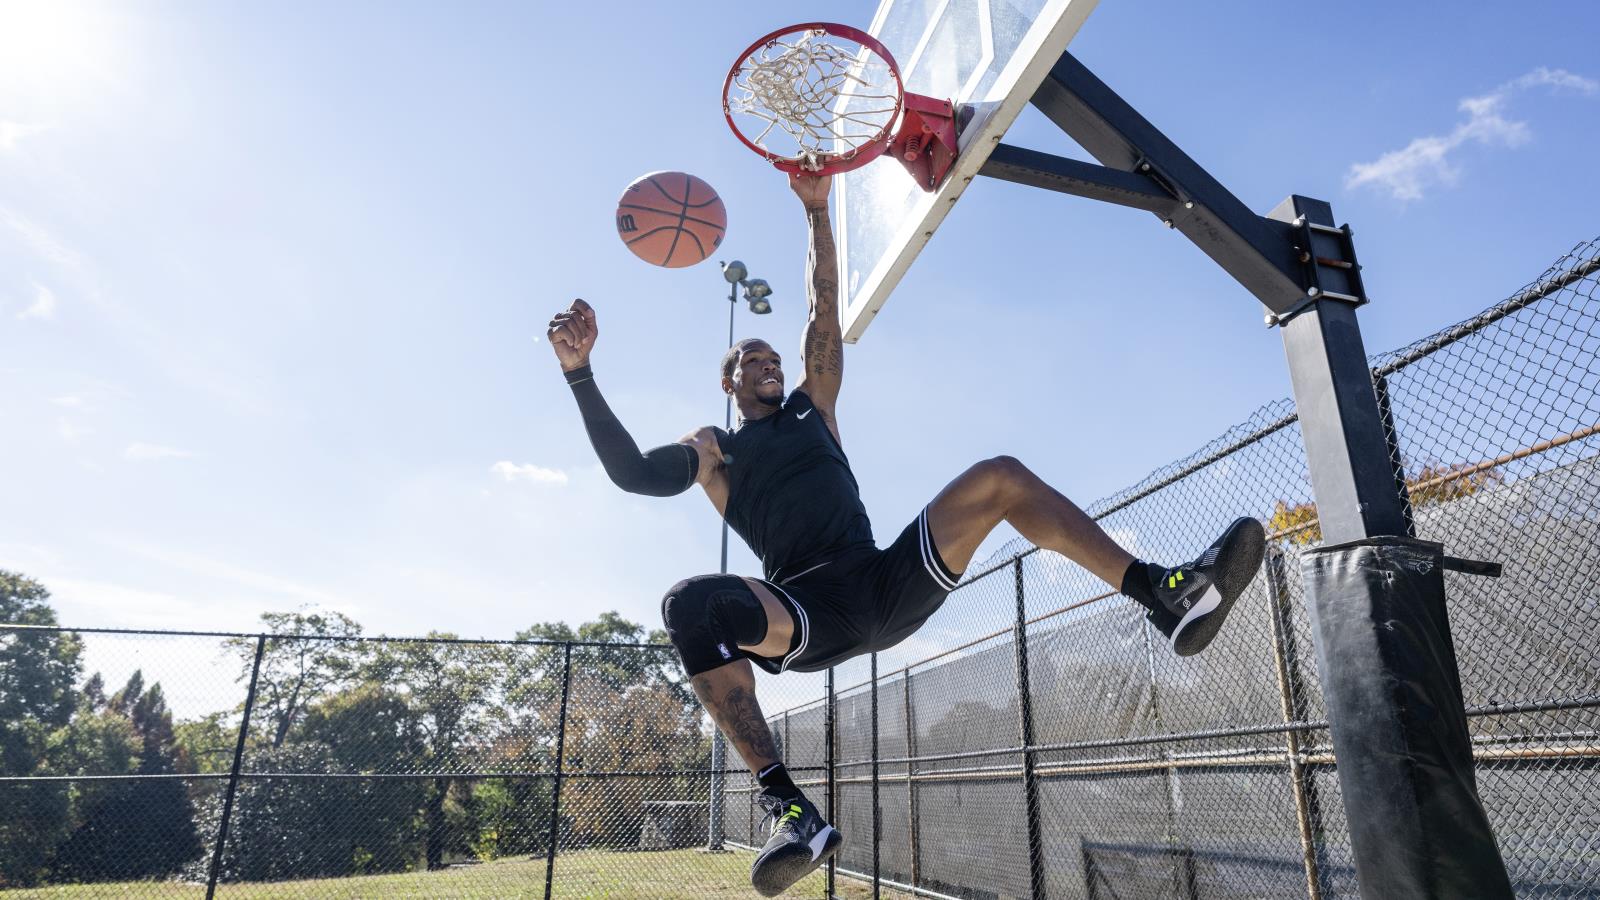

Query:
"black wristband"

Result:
[[564, 364, 594, 385]]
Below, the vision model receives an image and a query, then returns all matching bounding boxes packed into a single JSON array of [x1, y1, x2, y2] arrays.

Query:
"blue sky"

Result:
[[3, 0, 1597, 653]]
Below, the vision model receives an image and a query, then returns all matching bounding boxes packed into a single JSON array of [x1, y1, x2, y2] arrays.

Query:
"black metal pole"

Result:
[[1013, 559, 1047, 899], [722, 278, 735, 572], [205, 633, 265, 900], [1275, 198, 1510, 899], [544, 643, 574, 900], [1271, 198, 1409, 541], [1372, 373, 1416, 539], [710, 276, 738, 850], [1264, 546, 1325, 900], [871, 653, 881, 898], [826, 666, 837, 898], [904, 668, 920, 891]]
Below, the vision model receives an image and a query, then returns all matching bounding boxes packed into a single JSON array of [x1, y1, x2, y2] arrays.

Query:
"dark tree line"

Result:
[[2, 569, 708, 888], [1, 570, 200, 887]]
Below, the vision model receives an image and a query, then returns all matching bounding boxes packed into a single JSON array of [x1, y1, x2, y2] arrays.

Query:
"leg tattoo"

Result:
[[719, 685, 780, 763], [692, 664, 780, 772]]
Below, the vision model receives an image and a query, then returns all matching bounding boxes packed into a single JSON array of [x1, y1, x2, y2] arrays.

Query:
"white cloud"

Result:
[[57, 416, 93, 444], [124, 442, 195, 461], [490, 460, 570, 485], [0, 120, 50, 151], [18, 281, 57, 320], [51, 395, 87, 408], [1347, 67, 1598, 201], [0, 208, 85, 270]]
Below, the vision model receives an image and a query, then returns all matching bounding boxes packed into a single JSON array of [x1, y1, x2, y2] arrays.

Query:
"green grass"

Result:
[[1, 849, 910, 899]]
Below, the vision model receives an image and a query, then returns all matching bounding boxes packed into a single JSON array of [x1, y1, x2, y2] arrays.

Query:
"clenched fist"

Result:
[[548, 299, 598, 372]]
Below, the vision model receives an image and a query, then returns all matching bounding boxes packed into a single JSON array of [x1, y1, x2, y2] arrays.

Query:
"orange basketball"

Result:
[[615, 171, 727, 268]]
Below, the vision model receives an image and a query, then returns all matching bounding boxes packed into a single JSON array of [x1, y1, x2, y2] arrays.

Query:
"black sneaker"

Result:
[[750, 789, 841, 897], [1145, 517, 1266, 656]]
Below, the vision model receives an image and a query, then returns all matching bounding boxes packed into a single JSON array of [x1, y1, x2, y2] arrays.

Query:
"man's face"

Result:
[[726, 342, 784, 408]]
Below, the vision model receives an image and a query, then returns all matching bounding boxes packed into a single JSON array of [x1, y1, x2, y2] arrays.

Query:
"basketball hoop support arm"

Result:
[[892, 93, 961, 191], [975, 49, 1514, 900]]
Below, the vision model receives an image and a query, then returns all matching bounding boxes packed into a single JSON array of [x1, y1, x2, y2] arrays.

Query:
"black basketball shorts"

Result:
[[747, 507, 964, 675]]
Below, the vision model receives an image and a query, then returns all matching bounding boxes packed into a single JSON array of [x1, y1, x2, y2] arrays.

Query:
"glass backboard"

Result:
[[836, 0, 1100, 342]]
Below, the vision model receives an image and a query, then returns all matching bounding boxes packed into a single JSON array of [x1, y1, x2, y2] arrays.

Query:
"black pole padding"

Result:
[[1302, 536, 1512, 899]]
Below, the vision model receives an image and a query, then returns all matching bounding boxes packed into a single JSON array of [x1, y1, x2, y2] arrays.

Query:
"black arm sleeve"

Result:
[[566, 367, 699, 497]]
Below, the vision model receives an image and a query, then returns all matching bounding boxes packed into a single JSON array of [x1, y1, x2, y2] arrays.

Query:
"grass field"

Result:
[[0, 849, 912, 899]]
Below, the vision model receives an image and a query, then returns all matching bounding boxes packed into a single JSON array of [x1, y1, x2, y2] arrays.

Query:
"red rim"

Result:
[[723, 22, 905, 176]]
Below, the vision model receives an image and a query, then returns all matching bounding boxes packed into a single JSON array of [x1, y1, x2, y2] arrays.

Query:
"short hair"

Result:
[[721, 339, 770, 381]]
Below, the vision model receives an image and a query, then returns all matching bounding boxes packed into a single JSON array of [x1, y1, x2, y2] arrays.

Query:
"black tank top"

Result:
[[716, 389, 875, 581]]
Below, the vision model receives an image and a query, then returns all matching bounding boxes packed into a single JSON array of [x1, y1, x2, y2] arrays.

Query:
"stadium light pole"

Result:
[[717, 259, 773, 575], [706, 259, 773, 854]]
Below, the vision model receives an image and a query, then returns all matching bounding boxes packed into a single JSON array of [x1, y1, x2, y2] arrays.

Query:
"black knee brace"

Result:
[[661, 575, 771, 677]]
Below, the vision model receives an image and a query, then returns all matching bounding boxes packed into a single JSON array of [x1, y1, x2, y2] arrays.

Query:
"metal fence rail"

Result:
[[2, 237, 1596, 898]]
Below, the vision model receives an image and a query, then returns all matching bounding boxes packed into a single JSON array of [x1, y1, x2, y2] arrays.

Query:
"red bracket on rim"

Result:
[[891, 93, 960, 192]]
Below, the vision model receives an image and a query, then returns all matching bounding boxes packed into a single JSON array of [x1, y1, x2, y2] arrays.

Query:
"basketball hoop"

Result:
[[723, 22, 961, 190]]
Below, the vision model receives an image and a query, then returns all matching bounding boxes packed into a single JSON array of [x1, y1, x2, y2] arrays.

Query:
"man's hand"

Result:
[[788, 172, 831, 210], [548, 299, 598, 372]]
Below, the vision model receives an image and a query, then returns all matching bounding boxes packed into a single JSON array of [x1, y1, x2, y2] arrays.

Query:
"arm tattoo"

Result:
[[804, 314, 843, 377], [803, 206, 844, 382]]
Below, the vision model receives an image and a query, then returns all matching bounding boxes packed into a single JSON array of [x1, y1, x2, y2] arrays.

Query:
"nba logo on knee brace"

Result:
[[718, 643, 733, 660]]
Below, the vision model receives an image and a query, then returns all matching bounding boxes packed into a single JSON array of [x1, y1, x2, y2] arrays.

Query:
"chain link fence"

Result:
[[3, 237, 1597, 898]]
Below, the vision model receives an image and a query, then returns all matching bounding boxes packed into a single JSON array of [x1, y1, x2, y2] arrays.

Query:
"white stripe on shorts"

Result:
[[767, 581, 811, 672], [918, 508, 960, 592]]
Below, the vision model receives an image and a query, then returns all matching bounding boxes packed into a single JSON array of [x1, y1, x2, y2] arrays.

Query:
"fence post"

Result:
[[905, 668, 920, 891], [871, 652, 881, 898], [543, 642, 574, 900], [708, 732, 726, 850], [1013, 558, 1048, 899], [205, 633, 265, 900], [1264, 546, 1325, 900], [1139, 568, 1182, 889], [1371, 373, 1416, 539], [826, 666, 836, 899]]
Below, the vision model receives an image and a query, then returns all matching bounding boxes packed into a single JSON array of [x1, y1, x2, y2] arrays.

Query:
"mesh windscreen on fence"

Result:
[[2, 237, 1596, 898]]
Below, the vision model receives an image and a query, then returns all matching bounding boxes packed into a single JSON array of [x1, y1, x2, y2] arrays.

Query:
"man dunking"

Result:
[[549, 174, 1266, 896]]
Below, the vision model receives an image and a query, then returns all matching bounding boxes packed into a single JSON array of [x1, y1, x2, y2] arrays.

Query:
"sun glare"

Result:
[[0, 0, 124, 108]]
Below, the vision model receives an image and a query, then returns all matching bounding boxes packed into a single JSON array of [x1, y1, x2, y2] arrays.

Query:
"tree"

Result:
[[173, 712, 237, 776], [299, 682, 427, 874], [362, 635, 509, 870], [224, 611, 364, 749], [50, 672, 204, 882], [0, 571, 81, 887], [192, 742, 354, 882], [515, 613, 704, 849]]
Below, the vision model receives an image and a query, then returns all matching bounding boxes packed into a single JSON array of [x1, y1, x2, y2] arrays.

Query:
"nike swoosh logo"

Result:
[[796, 409, 812, 420]]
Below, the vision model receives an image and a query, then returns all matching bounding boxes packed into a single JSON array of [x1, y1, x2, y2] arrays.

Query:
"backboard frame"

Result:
[[836, 0, 1101, 343]]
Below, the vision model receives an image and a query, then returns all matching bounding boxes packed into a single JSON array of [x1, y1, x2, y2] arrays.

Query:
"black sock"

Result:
[[757, 762, 798, 796], [1120, 560, 1166, 614]]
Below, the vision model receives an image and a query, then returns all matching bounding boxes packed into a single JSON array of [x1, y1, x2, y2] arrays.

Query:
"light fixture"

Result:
[[721, 259, 748, 284], [743, 278, 773, 314]]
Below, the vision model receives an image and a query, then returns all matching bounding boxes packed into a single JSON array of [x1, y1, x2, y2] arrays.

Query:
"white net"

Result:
[[728, 28, 901, 170]]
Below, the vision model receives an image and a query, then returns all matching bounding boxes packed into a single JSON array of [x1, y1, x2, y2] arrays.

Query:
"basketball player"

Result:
[[550, 173, 1265, 896]]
